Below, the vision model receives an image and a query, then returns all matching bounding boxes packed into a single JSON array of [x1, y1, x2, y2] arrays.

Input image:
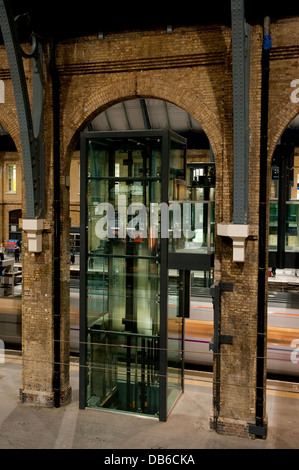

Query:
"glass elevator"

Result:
[[79, 129, 214, 420]]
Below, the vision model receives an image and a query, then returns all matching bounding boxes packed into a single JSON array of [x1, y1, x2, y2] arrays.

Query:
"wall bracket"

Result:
[[22, 219, 44, 253], [217, 223, 249, 262]]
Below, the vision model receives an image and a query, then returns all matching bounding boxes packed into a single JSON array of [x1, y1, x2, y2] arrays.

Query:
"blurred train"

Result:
[[0, 291, 299, 377]]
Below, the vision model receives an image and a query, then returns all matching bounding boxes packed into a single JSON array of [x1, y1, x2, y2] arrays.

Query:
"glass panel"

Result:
[[187, 270, 214, 367], [86, 330, 160, 415], [167, 269, 183, 413], [85, 135, 163, 417], [269, 202, 278, 251], [82, 131, 187, 419], [169, 139, 186, 200], [286, 202, 299, 252], [169, 162, 215, 254], [187, 163, 215, 202], [168, 201, 215, 254], [269, 201, 299, 254], [191, 270, 214, 295], [270, 166, 279, 199]]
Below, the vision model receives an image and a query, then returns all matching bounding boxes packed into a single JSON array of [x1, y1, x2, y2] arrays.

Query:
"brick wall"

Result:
[[1, 17, 299, 436], [57, 23, 261, 434]]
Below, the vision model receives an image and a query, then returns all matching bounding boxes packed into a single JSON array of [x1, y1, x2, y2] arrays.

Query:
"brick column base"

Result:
[[210, 416, 268, 439], [19, 385, 72, 407]]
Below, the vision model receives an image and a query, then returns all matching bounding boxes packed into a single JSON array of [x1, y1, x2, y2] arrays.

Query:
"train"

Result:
[[180, 293, 299, 377], [0, 290, 299, 377]]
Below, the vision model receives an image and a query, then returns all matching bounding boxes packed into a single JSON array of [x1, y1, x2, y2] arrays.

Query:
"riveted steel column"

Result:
[[32, 40, 44, 216], [253, 17, 271, 438], [0, 0, 44, 219], [231, 0, 250, 224]]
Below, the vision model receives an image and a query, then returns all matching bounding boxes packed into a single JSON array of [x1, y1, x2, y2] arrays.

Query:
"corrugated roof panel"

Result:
[[91, 112, 111, 131], [0, 123, 8, 135], [290, 115, 299, 128], [105, 102, 129, 130], [90, 98, 204, 133], [166, 102, 190, 131], [124, 100, 145, 130], [145, 98, 169, 129]]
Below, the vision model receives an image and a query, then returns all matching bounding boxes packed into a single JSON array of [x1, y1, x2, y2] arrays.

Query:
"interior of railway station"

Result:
[[0, 0, 299, 452]]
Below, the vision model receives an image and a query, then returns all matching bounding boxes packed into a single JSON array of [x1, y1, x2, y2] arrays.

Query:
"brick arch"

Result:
[[0, 110, 21, 153], [63, 73, 223, 168], [268, 100, 299, 162], [136, 74, 223, 156]]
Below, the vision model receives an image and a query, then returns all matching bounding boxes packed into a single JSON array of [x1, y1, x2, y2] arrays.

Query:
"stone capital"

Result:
[[22, 219, 44, 253], [217, 223, 250, 262]]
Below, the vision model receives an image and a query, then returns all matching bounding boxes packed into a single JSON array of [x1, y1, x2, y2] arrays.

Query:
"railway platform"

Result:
[[0, 351, 298, 451]]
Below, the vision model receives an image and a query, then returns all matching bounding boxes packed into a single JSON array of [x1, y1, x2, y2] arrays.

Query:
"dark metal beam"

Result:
[[139, 98, 151, 129], [0, 123, 8, 135], [164, 101, 171, 129], [255, 15, 271, 440], [122, 102, 131, 130], [231, 0, 250, 224], [104, 111, 112, 130], [0, 0, 44, 218], [187, 112, 193, 131]]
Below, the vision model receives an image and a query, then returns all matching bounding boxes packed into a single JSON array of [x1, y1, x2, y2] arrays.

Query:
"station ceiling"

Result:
[[91, 98, 299, 129], [1, 1, 299, 42], [89, 98, 207, 145], [1, 1, 299, 149], [88, 98, 210, 149]]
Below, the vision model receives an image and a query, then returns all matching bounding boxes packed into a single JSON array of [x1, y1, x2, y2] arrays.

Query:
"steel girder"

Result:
[[0, 0, 44, 219], [231, 0, 250, 224]]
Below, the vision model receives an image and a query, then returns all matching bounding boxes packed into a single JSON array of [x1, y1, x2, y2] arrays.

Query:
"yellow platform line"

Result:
[[266, 389, 299, 399], [185, 378, 212, 388], [4, 355, 299, 399], [185, 377, 299, 399]]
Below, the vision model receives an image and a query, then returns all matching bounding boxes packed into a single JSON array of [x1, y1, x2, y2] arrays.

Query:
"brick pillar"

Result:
[[19, 49, 71, 406], [210, 232, 266, 438], [20, 200, 71, 408], [209, 26, 267, 439]]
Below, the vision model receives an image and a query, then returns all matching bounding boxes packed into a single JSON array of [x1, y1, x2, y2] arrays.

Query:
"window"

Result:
[[7, 164, 16, 193]]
